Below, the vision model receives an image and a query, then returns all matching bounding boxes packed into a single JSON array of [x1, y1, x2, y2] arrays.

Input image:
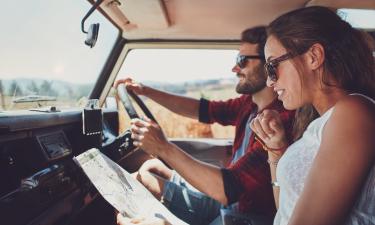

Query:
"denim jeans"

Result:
[[162, 171, 225, 225]]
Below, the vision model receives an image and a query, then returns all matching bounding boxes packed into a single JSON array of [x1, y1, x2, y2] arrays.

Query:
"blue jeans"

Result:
[[162, 171, 236, 225]]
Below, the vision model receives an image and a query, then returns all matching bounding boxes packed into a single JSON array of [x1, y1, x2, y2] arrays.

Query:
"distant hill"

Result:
[[0, 78, 93, 100], [143, 78, 236, 94], [0, 77, 237, 99]]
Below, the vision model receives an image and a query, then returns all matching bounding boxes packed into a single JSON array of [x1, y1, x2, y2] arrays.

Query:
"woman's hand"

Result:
[[250, 109, 288, 155], [115, 78, 147, 95], [130, 117, 170, 157], [117, 213, 170, 225]]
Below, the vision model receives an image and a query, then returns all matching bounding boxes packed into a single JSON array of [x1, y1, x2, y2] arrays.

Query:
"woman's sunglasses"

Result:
[[264, 52, 293, 82], [236, 54, 264, 69]]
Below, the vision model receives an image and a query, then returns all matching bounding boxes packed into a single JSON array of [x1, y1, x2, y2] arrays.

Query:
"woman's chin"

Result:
[[282, 101, 298, 110]]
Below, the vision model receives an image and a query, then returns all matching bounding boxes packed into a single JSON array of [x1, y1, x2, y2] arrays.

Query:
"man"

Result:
[[116, 26, 295, 225]]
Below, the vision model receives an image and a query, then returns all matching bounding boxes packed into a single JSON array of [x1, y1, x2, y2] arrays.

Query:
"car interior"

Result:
[[0, 0, 374, 225]]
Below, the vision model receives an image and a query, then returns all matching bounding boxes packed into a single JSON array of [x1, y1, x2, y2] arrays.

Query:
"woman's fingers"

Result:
[[259, 112, 275, 137], [251, 116, 268, 141], [250, 110, 286, 147], [270, 119, 282, 133]]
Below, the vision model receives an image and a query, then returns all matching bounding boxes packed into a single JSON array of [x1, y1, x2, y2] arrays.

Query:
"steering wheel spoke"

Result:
[[117, 84, 158, 122]]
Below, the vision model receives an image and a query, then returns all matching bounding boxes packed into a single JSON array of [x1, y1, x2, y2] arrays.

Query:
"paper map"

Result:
[[74, 148, 187, 225]]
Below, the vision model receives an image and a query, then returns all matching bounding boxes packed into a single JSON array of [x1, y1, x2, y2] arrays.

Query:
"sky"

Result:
[[118, 49, 238, 83], [0, 0, 118, 84], [0, 2, 374, 85], [0, 0, 237, 85]]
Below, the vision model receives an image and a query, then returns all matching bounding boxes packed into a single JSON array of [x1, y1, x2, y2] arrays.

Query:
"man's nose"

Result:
[[232, 64, 240, 73]]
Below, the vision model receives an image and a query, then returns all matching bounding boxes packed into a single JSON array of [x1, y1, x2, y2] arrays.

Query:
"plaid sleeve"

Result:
[[221, 148, 269, 204], [199, 95, 252, 126], [222, 107, 295, 204]]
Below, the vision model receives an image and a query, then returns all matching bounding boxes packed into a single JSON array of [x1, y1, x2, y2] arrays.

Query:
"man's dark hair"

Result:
[[241, 26, 267, 61]]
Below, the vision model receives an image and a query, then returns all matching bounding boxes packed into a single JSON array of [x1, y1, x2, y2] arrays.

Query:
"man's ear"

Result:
[[307, 43, 325, 70]]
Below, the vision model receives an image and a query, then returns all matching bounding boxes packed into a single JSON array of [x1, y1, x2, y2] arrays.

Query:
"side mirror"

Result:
[[85, 23, 99, 48]]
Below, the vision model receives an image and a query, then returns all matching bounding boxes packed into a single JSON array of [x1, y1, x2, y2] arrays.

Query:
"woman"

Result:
[[250, 6, 375, 225]]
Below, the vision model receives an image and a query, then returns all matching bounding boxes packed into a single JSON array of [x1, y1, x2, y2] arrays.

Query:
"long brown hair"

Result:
[[267, 6, 375, 139], [267, 6, 375, 99], [292, 104, 318, 141]]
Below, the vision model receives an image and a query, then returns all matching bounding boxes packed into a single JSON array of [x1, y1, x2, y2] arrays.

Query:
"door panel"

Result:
[[171, 138, 233, 167]]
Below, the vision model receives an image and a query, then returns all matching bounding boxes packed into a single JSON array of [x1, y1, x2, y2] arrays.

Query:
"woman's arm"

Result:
[[268, 151, 282, 208], [250, 109, 290, 208], [288, 96, 375, 225]]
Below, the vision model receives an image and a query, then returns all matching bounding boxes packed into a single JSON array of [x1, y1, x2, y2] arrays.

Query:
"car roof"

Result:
[[97, 0, 375, 41]]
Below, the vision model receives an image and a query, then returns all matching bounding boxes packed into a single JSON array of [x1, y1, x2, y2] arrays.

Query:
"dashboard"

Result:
[[0, 108, 119, 225]]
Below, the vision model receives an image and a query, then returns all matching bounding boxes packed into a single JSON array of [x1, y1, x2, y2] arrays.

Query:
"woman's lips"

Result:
[[276, 89, 285, 100]]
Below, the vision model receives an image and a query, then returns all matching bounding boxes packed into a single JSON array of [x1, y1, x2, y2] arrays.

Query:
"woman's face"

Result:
[[264, 35, 308, 110]]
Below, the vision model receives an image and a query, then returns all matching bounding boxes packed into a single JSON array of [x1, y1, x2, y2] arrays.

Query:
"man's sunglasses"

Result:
[[236, 54, 264, 69], [264, 52, 293, 82]]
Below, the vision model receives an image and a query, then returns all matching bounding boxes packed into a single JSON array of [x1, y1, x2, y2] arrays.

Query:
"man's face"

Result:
[[232, 43, 267, 94]]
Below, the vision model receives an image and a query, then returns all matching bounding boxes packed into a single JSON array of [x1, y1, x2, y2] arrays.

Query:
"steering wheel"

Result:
[[116, 83, 158, 123], [101, 84, 158, 160]]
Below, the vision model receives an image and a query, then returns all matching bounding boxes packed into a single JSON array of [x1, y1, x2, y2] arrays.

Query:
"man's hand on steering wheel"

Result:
[[115, 78, 158, 122], [115, 78, 147, 96]]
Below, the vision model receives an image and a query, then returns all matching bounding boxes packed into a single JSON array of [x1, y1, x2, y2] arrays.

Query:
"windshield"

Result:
[[115, 48, 239, 138], [0, 0, 118, 111]]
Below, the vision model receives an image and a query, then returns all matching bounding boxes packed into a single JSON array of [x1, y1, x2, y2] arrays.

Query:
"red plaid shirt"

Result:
[[199, 95, 295, 217]]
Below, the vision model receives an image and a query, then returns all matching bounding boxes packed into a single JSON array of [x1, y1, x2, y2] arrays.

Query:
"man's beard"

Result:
[[236, 64, 267, 94]]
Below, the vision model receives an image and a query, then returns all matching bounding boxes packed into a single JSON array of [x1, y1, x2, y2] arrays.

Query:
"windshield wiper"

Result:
[[12, 95, 57, 103]]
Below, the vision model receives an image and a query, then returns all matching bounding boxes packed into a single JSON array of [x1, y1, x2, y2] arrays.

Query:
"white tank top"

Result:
[[274, 94, 375, 225]]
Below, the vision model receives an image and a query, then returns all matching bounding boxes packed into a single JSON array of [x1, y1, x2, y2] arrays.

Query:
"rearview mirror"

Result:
[[80, 0, 103, 48], [85, 23, 99, 48]]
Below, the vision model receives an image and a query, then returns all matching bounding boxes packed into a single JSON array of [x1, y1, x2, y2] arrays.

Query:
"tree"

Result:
[[27, 81, 39, 94], [0, 80, 5, 110], [8, 81, 23, 96], [39, 80, 57, 96]]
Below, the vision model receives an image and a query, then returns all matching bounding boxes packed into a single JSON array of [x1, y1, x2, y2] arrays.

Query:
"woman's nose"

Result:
[[266, 75, 275, 87]]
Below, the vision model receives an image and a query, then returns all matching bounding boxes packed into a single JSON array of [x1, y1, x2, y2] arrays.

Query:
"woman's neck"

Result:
[[312, 87, 348, 115]]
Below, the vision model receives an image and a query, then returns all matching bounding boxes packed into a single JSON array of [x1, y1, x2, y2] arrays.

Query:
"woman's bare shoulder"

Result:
[[318, 94, 375, 165], [321, 94, 375, 146], [333, 94, 375, 124]]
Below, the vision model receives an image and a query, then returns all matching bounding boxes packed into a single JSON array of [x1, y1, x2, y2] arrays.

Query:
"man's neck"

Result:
[[252, 86, 277, 111]]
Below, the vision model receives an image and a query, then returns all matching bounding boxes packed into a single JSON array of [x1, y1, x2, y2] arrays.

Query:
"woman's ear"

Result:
[[307, 43, 325, 70]]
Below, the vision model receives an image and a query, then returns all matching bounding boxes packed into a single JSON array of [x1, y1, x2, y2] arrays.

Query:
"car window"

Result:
[[0, 0, 118, 111], [338, 8, 375, 29], [116, 48, 239, 139]]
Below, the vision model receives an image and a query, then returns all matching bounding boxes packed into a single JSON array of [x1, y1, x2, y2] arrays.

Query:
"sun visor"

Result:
[[118, 0, 170, 29]]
